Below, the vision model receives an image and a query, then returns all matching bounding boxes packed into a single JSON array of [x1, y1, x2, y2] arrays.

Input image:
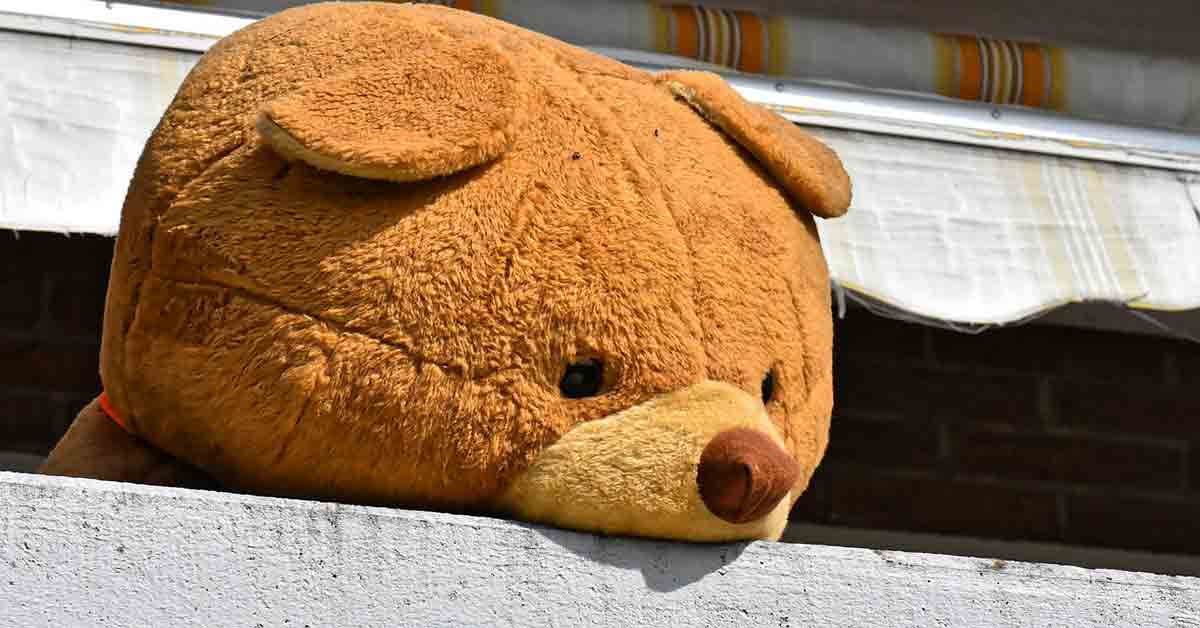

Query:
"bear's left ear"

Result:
[[256, 39, 519, 183], [658, 71, 851, 218]]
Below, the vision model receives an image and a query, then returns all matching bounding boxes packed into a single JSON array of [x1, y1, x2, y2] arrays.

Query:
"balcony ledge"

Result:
[[2, 471, 1197, 627]]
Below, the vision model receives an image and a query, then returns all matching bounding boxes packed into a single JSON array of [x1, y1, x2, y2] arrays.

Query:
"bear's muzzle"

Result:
[[493, 381, 805, 543]]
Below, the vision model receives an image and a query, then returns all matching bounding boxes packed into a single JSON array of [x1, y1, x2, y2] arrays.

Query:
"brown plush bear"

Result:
[[41, 1, 851, 543]]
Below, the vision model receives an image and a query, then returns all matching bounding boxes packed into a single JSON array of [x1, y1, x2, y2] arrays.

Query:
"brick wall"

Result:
[[0, 231, 111, 469], [2, 230, 1198, 555], [791, 311, 1200, 556]]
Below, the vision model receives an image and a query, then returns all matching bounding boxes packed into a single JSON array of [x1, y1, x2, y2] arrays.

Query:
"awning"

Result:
[[1, 0, 1197, 328], [77, 0, 1200, 131], [816, 128, 1200, 323]]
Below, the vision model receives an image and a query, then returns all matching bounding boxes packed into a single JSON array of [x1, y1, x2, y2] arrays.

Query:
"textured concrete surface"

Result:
[[783, 523, 1200, 578], [2, 471, 1198, 627]]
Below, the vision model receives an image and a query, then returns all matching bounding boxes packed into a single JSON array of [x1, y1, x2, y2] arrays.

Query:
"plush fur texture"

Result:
[[496, 381, 796, 542], [660, 71, 851, 219], [258, 38, 520, 182], [43, 399, 216, 489], [39, 1, 851, 543]]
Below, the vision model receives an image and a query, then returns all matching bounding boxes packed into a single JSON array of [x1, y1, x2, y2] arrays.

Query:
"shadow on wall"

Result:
[[531, 524, 750, 592]]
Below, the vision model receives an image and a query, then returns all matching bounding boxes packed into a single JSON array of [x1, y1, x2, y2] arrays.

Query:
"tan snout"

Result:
[[698, 428, 800, 524], [495, 380, 803, 543]]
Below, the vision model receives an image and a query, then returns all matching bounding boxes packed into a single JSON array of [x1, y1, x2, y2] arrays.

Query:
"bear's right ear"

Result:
[[659, 70, 851, 219], [256, 39, 519, 183]]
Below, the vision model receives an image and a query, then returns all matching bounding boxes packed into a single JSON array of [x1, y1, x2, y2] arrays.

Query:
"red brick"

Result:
[[833, 360, 927, 418], [0, 274, 42, 329], [0, 338, 101, 392], [0, 232, 113, 275], [1, 231, 113, 337], [929, 323, 1174, 383], [825, 414, 941, 470], [929, 324, 1070, 374], [834, 312, 928, 362], [952, 425, 1185, 489], [834, 360, 1040, 424], [1057, 378, 1200, 436], [0, 393, 64, 455], [926, 370, 1041, 424], [789, 465, 832, 523], [824, 471, 1060, 541], [1175, 344, 1200, 389], [1191, 440, 1200, 493], [0, 232, 36, 274], [46, 274, 109, 337], [1057, 331, 1177, 384], [1065, 494, 1200, 554]]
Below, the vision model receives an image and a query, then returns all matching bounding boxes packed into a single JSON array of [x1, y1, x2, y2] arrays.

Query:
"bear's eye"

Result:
[[560, 358, 605, 399], [761, 368, 777, 405]]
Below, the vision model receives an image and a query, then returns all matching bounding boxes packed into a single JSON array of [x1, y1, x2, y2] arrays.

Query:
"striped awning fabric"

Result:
[[648, 4, 1069, 113], [150, 0, 1200, 131]]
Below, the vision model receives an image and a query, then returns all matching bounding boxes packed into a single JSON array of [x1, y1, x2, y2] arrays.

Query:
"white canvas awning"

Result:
[[814, 128, 1200, 323], [1, 0, 1197, 327]]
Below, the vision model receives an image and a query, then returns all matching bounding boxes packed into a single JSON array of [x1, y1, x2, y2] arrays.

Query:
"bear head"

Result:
[[94, 2, 851, 543]]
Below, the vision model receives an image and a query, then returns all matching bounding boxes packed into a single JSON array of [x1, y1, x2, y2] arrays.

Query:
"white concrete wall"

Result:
[[2, 472, 1197, 627]]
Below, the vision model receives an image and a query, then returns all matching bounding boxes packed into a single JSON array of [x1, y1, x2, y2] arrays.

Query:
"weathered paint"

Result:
[[2, 472, 1197, 627]]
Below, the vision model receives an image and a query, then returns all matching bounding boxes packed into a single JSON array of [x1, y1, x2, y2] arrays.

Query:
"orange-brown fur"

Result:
[[41, 2, 850, 541]]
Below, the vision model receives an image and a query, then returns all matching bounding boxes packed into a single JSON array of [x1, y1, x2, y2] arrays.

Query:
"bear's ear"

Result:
[[658, 71, 851, 218], [256, 39, 519, 182]]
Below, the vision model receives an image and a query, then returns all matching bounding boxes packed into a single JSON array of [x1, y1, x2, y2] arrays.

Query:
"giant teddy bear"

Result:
[[41, 1, 851, 543]]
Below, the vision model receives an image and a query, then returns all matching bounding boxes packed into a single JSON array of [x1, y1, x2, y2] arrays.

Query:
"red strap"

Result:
[[97, 391, 130, 433]]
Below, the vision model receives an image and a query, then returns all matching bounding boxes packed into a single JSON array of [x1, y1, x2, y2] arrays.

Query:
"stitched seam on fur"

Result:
[[668, 76, 822, 398], [147, 270, 514, 381], [781, 278, 813, 448], [558, 60, 712, 375], [271, 382, 317, 467], [119, 139, 244, 435], [782, 274, 811, 397], [122, 138, 243, 341], [119, 5, 330, 379], [271, 332, 337, 467]]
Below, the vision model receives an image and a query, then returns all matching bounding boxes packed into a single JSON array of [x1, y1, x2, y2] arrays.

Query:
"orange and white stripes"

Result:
[[936, 34, 1067, 110], [379, 2, 1083, 116], [653, 4, 784, 75]]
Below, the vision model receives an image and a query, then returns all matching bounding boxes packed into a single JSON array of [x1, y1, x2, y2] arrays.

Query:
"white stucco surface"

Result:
[[1, 471, 1198, 627]]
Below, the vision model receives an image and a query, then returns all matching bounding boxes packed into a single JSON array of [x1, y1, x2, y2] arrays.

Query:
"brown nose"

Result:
[[697, 427, 800, 524]]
